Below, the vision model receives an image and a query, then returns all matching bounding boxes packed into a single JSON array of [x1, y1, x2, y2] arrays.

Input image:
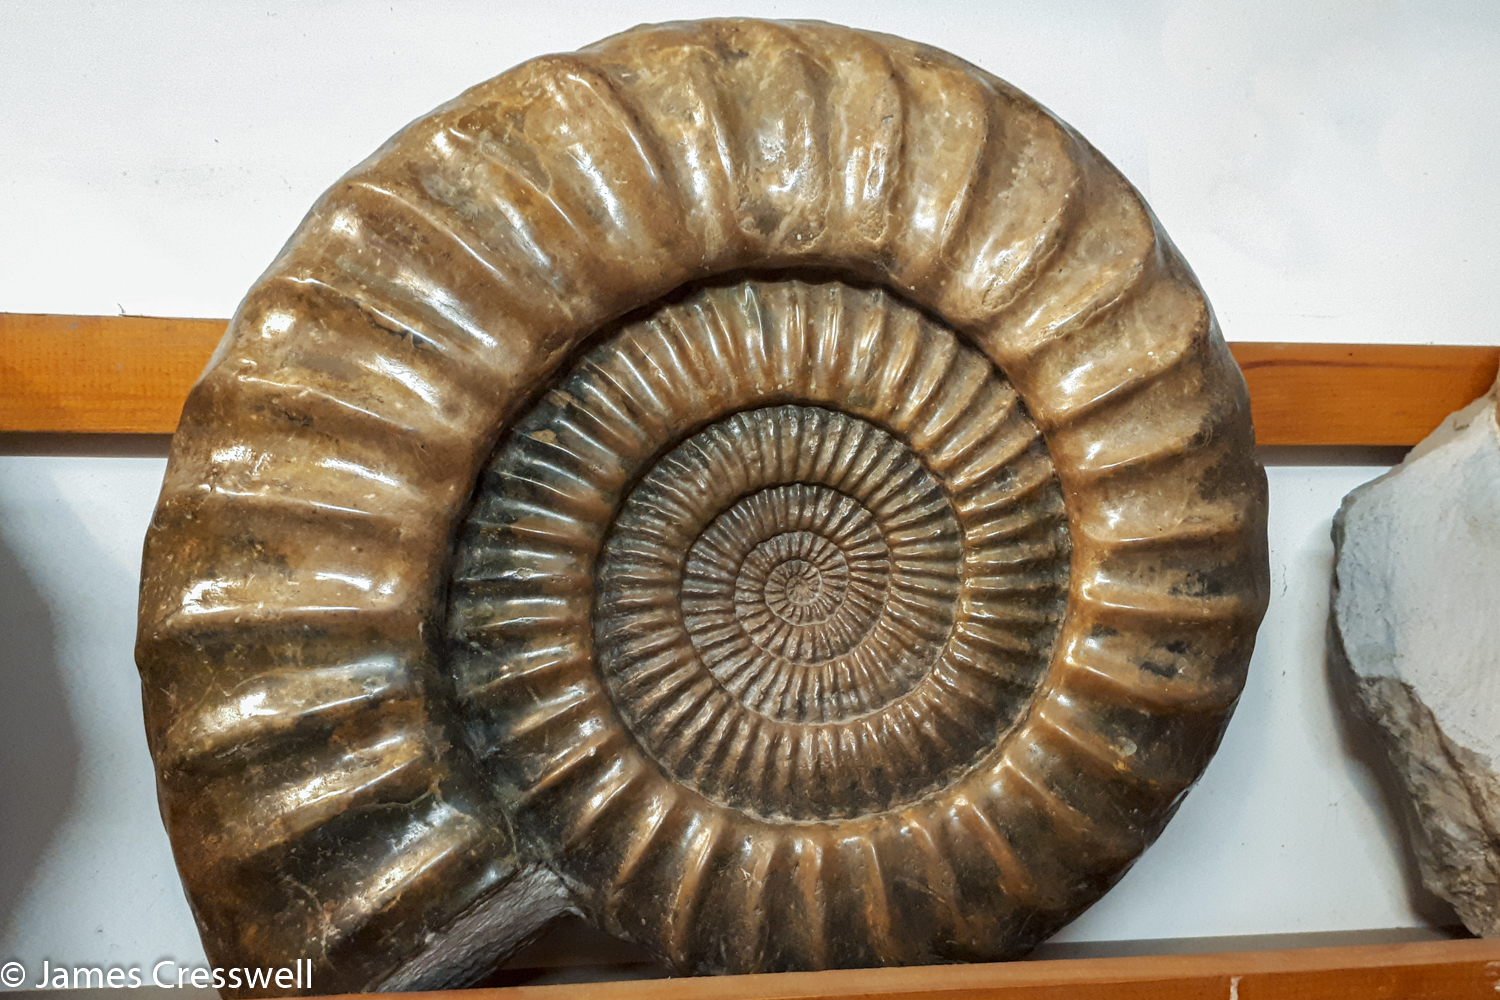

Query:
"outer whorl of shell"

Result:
[[136, 17, 1269, 995]]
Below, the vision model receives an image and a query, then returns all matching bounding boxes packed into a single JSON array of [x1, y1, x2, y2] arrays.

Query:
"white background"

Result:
[[2, 0, 1496, 978]]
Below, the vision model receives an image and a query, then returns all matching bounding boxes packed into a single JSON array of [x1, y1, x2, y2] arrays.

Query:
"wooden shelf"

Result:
[[0, 313, 227, 435], [1232, 341, 1499, 447], [372, 939, 1499, 999], [2, 313, 1496, 444], [3, 314, 1495, 992]]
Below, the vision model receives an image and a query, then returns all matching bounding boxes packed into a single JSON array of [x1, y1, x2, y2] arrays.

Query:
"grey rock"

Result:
[[1331, 377, 1500, 936]]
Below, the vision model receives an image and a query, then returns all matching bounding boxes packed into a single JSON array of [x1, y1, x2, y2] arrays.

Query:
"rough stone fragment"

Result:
[[1331, 377, 1500, 936]]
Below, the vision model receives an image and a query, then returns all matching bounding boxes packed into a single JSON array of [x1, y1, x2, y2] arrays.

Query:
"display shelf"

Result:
[[372, 938, 1500, 999], [4, 314, 1498, 994], [3, 312, 1497, 444], [0, 313, 227, 434], [1231, 341, 1500, 446]]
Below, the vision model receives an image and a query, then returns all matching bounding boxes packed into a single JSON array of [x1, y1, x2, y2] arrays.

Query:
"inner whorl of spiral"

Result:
[[447, 280, 1072, 822], [619, 410, 956, 728], [687, 482, 894, 695]]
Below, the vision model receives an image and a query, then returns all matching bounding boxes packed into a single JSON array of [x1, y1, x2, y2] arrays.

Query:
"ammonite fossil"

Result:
[[136, 18, 1269, 994]]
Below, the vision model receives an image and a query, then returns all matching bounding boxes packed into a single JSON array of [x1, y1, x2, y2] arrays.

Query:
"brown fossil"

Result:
[[135, 18, 1269, 995]]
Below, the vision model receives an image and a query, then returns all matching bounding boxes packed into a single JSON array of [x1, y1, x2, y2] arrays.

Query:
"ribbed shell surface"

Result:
[[135, 18, 1269, 994]]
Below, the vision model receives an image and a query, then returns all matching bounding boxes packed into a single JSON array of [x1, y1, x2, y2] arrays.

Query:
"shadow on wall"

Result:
[[0, 534, 81, 933]]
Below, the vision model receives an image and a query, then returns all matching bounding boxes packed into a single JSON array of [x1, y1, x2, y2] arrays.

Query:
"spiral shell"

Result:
[[451, 280, 1071, 820], [136, 17, 1268, 992]]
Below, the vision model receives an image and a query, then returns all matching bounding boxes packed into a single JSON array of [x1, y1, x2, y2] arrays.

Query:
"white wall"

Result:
[[3, 0, 1496, 980]]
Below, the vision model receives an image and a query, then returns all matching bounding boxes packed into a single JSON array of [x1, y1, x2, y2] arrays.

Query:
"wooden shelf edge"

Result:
[[1, 313, 228, 435], [358, 938, 1500, 1000], [3, 313, 1497, 445]]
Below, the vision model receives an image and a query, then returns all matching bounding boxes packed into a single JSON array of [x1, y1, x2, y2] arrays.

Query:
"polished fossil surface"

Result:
[[135, 18, 1269, 995]]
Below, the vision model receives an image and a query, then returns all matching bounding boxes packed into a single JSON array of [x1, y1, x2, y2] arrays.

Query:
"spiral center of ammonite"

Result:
[[447, 280, 1073, 823], [771, 559, 820, 607], [724, 518, 861, 645], [673, 466, 908, 715]]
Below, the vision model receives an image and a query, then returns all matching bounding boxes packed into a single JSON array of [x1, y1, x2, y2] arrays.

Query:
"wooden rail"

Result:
[[2, 319, 1496, 984], [377, 938, 1499, 999], [1231, 341, 1499, 447], [0, 313, 228, 435], [2, 313, 1496, 443]]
